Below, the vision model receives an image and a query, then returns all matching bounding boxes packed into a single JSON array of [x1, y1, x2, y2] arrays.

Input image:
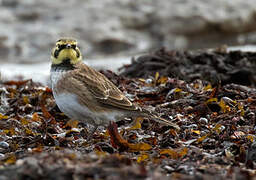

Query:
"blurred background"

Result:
[[1, 0, 256, 83]]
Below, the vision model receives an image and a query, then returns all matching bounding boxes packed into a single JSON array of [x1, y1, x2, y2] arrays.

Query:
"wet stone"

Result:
[[0, 141, 9, 149]]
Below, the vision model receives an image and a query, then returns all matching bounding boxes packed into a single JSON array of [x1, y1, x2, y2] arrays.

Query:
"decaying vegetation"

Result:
[[1, 48, 256, 179]]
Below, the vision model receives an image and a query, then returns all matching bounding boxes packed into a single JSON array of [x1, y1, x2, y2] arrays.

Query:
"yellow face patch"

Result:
[[51, 38, 82, 65]]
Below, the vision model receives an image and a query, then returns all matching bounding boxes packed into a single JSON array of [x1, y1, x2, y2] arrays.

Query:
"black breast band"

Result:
[[51, 58, 75, 71]]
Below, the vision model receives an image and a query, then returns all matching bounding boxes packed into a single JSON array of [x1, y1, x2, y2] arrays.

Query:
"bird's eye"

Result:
[[57, 44, 61, 48], [54, 49, 59, 58]]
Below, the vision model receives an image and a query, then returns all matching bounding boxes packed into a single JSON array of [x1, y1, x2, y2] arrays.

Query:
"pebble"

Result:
[[0, 153, 5, 160], [145, 78, 153, 84], [0, 141, 9, 149], [221, 97, 235, 105], [247, 112, 255, 119], [199, 117, 208, 125]]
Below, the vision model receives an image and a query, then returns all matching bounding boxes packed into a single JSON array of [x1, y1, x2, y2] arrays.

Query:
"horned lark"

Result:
[[50, 38, 179, 134]]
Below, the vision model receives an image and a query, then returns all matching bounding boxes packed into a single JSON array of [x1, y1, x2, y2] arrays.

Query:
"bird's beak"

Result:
[[66, 44, 71, 49]]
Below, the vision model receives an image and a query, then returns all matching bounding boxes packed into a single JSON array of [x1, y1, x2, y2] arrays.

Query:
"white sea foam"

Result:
[[0, 56, 131, 85]]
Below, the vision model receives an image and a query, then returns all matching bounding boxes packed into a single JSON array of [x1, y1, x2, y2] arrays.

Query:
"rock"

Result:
[[0, 141, 9, 149], [1, 0, 19, 7]]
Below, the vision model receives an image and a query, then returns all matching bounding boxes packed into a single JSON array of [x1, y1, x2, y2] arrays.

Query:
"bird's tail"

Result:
[[150, 114, 180, 130], [137, 108, 180, 130]]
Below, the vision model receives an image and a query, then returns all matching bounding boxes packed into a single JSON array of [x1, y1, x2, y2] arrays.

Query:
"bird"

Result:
[[50, 38, 180, 136]]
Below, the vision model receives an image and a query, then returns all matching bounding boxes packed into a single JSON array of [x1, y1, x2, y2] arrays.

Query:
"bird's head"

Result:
[[51, 38, 82, 65]]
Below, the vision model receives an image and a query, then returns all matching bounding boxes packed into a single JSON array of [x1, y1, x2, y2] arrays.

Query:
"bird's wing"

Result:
[[71, 62, 138, 111]]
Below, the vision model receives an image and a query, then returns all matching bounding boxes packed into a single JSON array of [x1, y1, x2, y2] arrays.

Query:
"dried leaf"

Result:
[[65, 119, 79, 129], [4, 80, 29, 86], [160, 147, 188, 159], [32, 113, 41, 122], [23, 96, 30, 104], [0, 113, 8, 120], [45, 87, 52, 93], [213, 123, 223, 134], [174, 88, 182, 93], [129, 143, 152, 151], [238, 102, 245, 116], [191, 130, 200, 135], [94, 149, 107, 157], [219, 98, 230, 113], [128, 117, 143, 130], [225, 149, 234, 159], [25, 128, 34, 135], [206, 98, 218, 104], [138, 78, 146, 83], [155, 72, 160, 81], [232, 131, 245, 139], [209, 87, 217, 98], [65, 129, 80, 136], [247, 135, 255, 142], [4, 154, 16, 164], [179, 147, 188, 158], [108, 122, 129, 150], [104, 130, 110, 137], [160, 149, 179, 159], [204, 84, 212, 90], [4, 127, 15, 135], [157, 76, 168, 84], [137, 153, 149, 163], [21, 118, 29, 125], [145, 137, 157, 146], [197, 134, 208, 143], [32, 146, 43, 153], [40, 96, 55, 122], [169, 129, 178, 137], [108, 122, 152, 151]]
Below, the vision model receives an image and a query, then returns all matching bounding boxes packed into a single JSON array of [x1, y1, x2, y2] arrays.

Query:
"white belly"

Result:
[[54, 93, 121, 125], [54, 93, 94, 121]]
